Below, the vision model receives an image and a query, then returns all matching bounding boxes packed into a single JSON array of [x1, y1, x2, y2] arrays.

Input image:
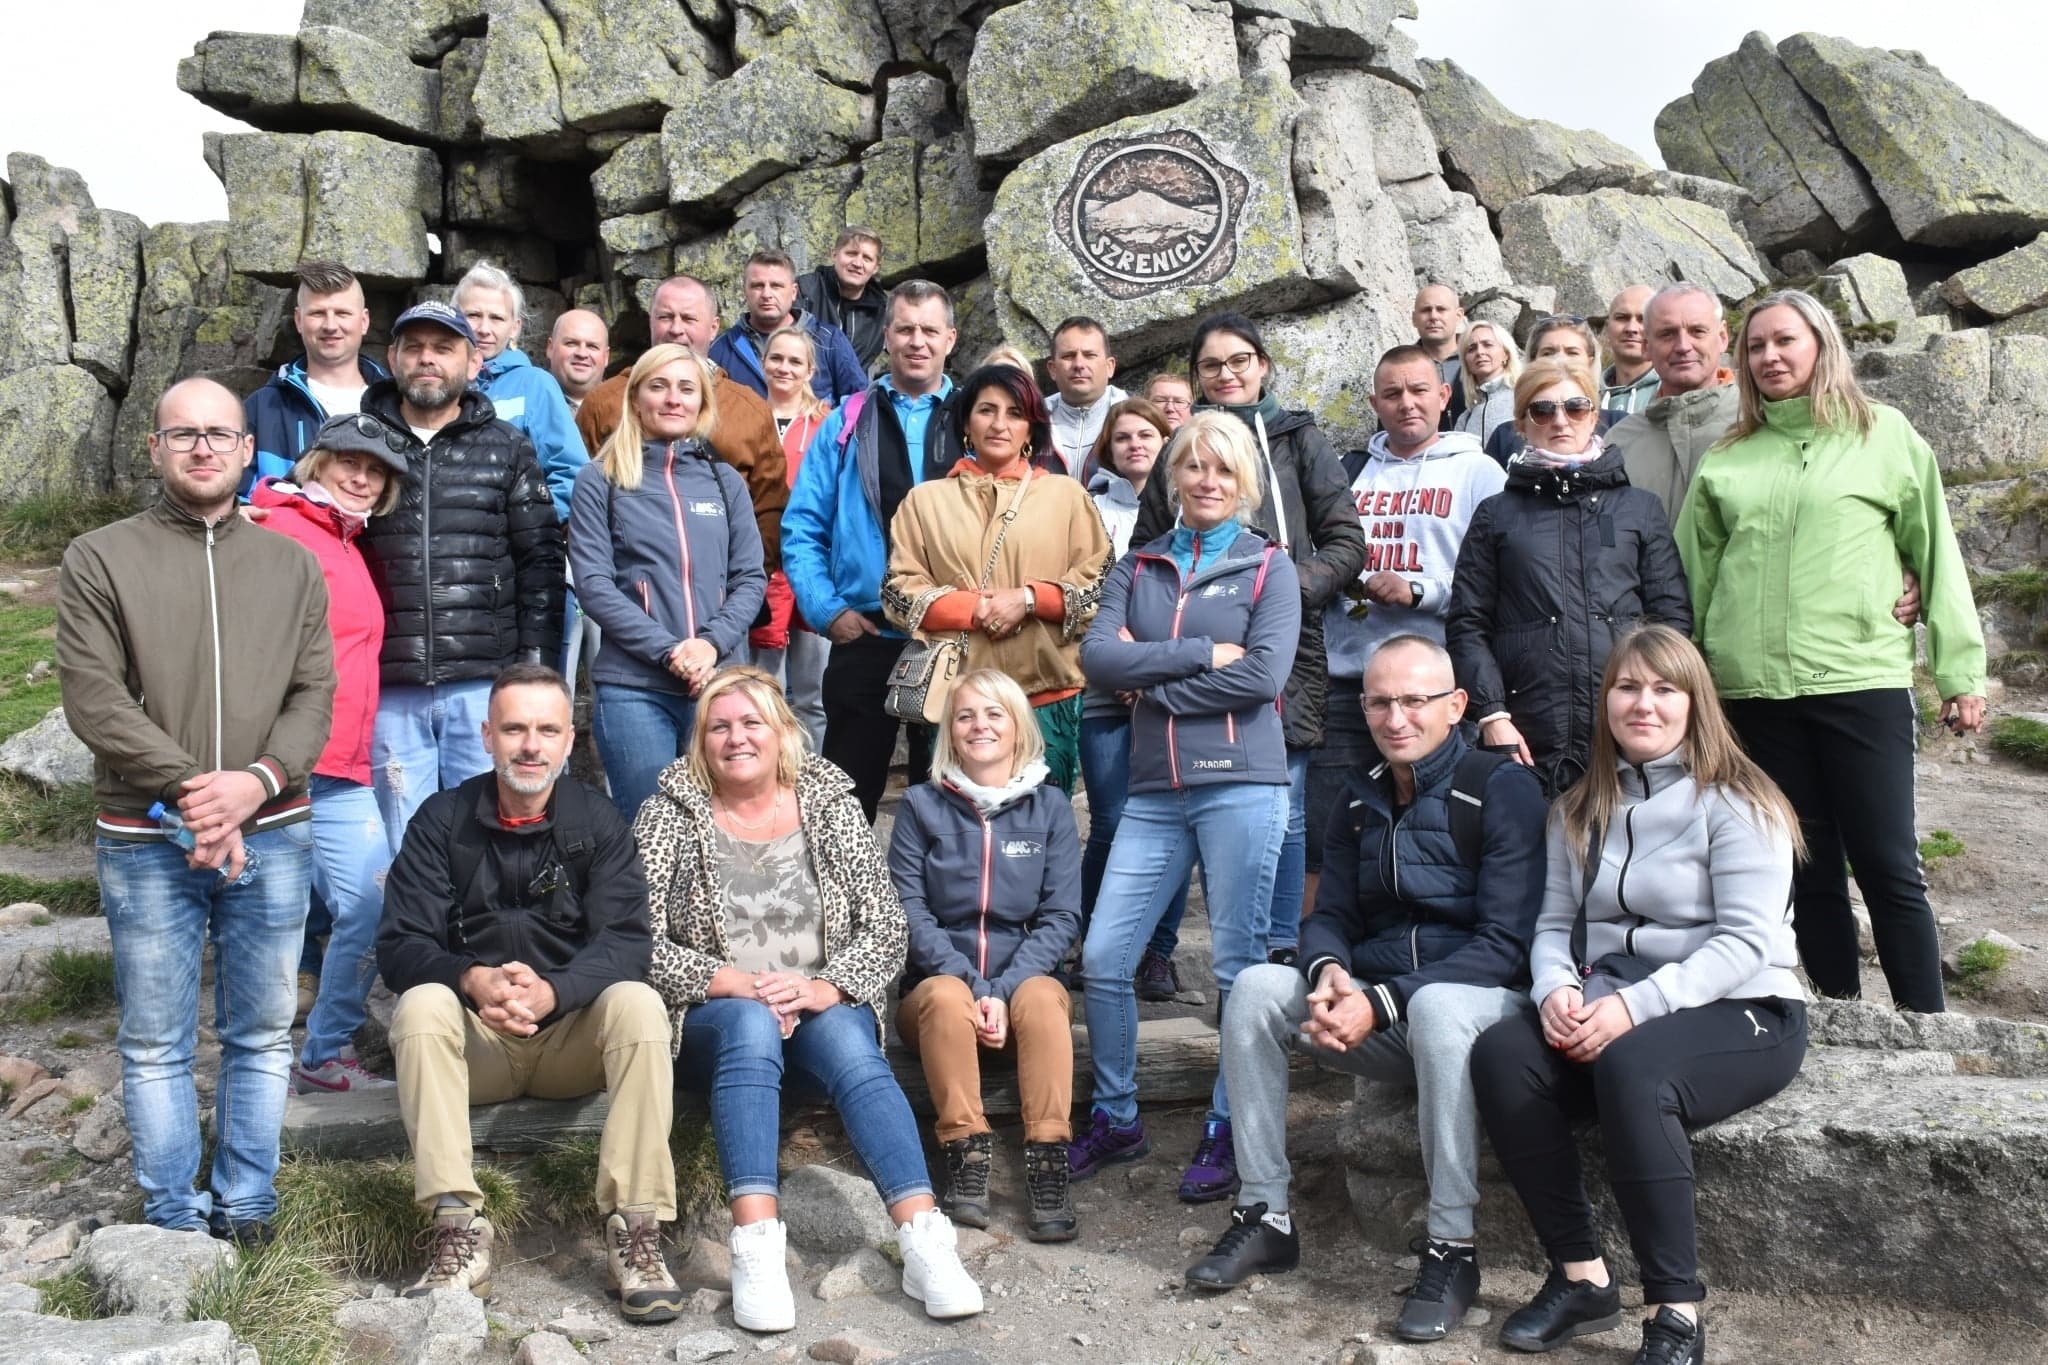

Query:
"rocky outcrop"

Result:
[[660, 56, 867, 208], [1942, 235, 2048, 320], [0, 708, 93, 789], [1498, 189, 1770, 317], [206, 130, 441, 285], [0, 1313, 244, 1364], [1855, 328, 2048, 475], [1416, 58, 1648, 213]]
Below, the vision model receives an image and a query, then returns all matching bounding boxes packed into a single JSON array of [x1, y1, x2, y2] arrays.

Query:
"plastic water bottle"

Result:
[[148, 801, 197, 851]]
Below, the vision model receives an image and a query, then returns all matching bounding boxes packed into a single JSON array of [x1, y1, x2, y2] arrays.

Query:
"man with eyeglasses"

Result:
[[1042, 315, 1127, 477], [357, 301, 565, 846], [377, 664, 681, 1321], [58, 377, 337, 1245], [241, 260, 387, 496], [1185, 635, 1545, 1348], [1143, 372, 1194, 433]]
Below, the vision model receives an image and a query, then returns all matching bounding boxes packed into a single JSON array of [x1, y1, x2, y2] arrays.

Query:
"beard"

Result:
[[497, 753, 567, 796], [399, 370, 463, 409]]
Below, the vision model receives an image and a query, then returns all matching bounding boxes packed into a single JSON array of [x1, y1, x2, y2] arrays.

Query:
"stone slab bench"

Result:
[[1337, 1000, 2048, 1318]]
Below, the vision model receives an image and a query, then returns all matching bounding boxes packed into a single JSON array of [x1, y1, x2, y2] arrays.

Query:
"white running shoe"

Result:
[[897, 1207, 984, 1319], [728, 1218, 795, 1332]]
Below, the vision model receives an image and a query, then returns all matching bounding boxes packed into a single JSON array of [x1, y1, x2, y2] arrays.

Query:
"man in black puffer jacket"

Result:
[[360, 302, 566, 846]]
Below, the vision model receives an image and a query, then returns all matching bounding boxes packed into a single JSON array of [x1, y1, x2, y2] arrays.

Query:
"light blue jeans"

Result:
[[371, 679, 494, 852], [1082, 780, 1288, 1125], [592, 683, 695, 824], [1265, 750, 1310, 953], [97, 823, 313, 1228], [301, 776, 392, 1068]]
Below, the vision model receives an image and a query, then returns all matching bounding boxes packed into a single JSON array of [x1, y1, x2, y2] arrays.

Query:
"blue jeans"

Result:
[[1078, 714, 1189, 960], [97, 823, 314, 1229], [1265, 750, 1310, 953], [372, 679, 494, 853], [593, 683, 695, 823], [301, 776, 392, 1067], [675, 998, 933, 1206], [1082, 781, 1288, 1124]]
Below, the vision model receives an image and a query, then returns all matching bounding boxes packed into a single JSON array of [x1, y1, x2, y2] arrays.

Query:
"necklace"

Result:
[[717, 789, 784, 833]]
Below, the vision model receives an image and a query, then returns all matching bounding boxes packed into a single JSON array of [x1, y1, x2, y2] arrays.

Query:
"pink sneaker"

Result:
[[293, 1051, 395, 1095]]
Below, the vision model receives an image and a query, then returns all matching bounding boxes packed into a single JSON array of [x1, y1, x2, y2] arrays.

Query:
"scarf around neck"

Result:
[[1514, 434, 1606, 470], [942, 759, 1050, 816]]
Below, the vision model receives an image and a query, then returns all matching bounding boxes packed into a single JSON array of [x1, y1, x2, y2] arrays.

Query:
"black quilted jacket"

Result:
[[360, 381, 565, 685]]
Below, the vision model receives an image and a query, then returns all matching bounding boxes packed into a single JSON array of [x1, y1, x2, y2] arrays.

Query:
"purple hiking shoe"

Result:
[[1068, 1107, 1151, 1181], [1178, 1118, 1239, 1203]]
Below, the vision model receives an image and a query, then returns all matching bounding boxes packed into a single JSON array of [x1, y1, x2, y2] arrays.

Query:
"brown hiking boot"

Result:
[[405, 1210, 494, 1299], [604, 1210, 682, 1323]]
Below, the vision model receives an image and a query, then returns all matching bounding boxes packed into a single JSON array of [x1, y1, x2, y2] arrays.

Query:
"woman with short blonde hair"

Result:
[[1453, 319, 1522, 445]]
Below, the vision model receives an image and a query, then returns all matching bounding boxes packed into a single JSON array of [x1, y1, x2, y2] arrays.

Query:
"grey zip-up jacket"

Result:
[[889, 777, 1082, 1002], [1608, 380, 1740, 526], [1080, 527, 1300, 794], [1529, 751, 1805, 1022], [568, 440, 767, 695]]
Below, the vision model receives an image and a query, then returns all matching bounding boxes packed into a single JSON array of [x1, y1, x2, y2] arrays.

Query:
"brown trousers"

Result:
[[895, 973, 1073, 1144]]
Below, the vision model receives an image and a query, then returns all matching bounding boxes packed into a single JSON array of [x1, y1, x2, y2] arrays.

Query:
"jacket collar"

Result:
[[482, 347, 534, 380], [362, 380, 498, 441], [1617, 747, 1688, 799], [1504, 443, 1629, 497], [1367, 728, 1469, 803], [1649, 370, 1736, 410], [249, 477, 368, 542], [1761, 395, 1817, 436], [147, 493, 243, 540], [471, 775, 557, 835]]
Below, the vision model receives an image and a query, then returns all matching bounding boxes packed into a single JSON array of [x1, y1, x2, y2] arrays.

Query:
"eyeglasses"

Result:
[[1525, 398, 1599, 419], [153, 427, 246, 453], [341, 413, 414, 458], [1152, 396, 1193, 411], [1536, 314, 1587, 327], [1364, 689, 1458, 716], [1195, 351, 1259, 379]]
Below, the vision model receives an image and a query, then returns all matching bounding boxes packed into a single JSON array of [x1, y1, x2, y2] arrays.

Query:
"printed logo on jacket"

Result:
[[1355, 484, 1458, 574]]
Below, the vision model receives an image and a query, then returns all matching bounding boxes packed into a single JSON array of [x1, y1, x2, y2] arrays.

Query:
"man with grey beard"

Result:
[[359, 302, 565, 845]]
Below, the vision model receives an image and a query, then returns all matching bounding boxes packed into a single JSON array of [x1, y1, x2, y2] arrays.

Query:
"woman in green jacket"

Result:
[[1675, 289, 1985, 1014]]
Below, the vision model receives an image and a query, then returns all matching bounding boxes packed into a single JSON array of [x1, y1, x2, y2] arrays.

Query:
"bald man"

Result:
[[1412, 284, 1468, 430], [58, 377, 335, 1243], [1597, 285, 1658, 415], [546, 309, 611, 413]]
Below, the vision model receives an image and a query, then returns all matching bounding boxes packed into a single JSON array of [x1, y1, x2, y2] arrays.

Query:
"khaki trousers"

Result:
[[896, 973, 1073, 1144], [391, 980, 677, 1218]]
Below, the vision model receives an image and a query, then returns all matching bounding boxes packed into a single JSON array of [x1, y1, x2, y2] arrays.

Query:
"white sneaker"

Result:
[[897, 1207, 984, 1319], [728, 1218, 795, 1332]]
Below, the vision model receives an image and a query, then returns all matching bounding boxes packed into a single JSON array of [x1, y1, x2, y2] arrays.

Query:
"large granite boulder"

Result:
[[734, 0, 895, 90], [0, 1314, 242, 1365], [1417, 58, 1647, 213], [1942, 234, 2048, 320], [0, 709, 93, 789], [0, 155, 142, 391], [445, 153, 592, 240], [1499, 188, 1770, 317], [661, 56, 867, 208], [1292, 71, 1416, 302], [1855, 328, 2048, 474], [175, 31, 302, 126], [917, 134, 997, 272], [469, 0, 724, 151], [1355, 74, 1437, 186], [298, 25, 440, 140], [1655, 31, 1886, 255], [1818, 252, 1915, 327], [963, 0, 1237, 164], [206, 130, 441, 285], [590, 132, 666, 217], [1261, 289, 1411, 450], [0, 366, 119, 499], [299, 0, 484, 62], [1778, 32, 2048, 248], [1403, 188, 1511, 298], [1232, 0, 1409, 61]]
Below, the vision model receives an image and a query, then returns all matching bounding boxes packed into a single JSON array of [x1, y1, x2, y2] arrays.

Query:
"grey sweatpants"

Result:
[[1221, 962, 1532, 1241]]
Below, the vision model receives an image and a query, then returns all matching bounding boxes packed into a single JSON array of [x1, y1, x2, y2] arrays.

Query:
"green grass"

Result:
[[0, 874, 99, 917], [1912, 667, 1944, 729], [0, 602, 59, 744], [0, 489, 138, 561], [1945, 459, 2048, 486], [34, 1264, 102, 1319], [1974, 566, 2048, 614], [1, 947, 118, 1024], [185, 1243, 344, 1365], [1990, 475, 2048, 528], [63, 1095, 93, 1115], [527, 1118, 725, 1226], [1990, 715, 2048, 769], [52, 1030, 90, 1049], [0, 775, 98, 846], [1953, 937, 2017, 997], [272, 1156, 526, 1279], [1993, 650, 2048, 681]]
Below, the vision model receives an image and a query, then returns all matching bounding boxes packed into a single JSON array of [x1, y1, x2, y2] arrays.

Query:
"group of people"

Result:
[[55, 212, 1988, 1364]]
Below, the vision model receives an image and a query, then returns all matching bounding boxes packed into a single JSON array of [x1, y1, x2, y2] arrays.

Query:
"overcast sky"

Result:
[[2, 1, 2044, 225]]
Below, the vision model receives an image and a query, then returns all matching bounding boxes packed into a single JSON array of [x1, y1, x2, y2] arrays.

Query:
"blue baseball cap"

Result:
[[391, 300, 478, 345]]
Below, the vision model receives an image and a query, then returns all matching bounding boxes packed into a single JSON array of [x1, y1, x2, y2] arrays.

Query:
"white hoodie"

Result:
[[1323, 428, 1505, 681], [1044, 384, 1128, 478]]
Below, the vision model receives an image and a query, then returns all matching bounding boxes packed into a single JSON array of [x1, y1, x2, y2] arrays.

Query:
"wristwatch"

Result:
[[1407, 580, 1424, 608]]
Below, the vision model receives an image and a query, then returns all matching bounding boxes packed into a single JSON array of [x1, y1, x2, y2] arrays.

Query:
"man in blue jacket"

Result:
[[709, 248, 868, 404], [781, 279, 960, 820], [241, 260, 387, 495], [1183, 635, 1547, 1346]]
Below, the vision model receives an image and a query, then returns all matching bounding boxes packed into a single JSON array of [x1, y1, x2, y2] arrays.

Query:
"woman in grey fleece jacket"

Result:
[[1470, 625, 1808, 1365]]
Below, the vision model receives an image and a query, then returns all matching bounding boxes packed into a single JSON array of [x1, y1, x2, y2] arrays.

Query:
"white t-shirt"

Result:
[[409, 425, 439, 447], [306, 376, 367, 418]]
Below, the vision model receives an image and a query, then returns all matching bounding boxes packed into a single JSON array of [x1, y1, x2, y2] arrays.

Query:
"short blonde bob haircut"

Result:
[[1457, 319, 1523, 406], [1163, 411, 1265, 524], [598, 343, 721, 492], [930, 668, 1046, 782], [683, 665, 808, 796], [288, 447, 403, 517]]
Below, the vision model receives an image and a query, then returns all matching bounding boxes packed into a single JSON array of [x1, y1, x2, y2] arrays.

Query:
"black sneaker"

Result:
[[1499, 1264, 1623, 1352], [940, 1132, 993, 1229], [1184, 1203, 1300, 1291], [1633, 1306, 1705, 1365], [1023, 1141, 1078, 1243], [1135, 949, 1180, 1002], [1394, 1238, 1479, 1341], [207, 1213, 276, 1250], [1267, 946, 1298, 968]]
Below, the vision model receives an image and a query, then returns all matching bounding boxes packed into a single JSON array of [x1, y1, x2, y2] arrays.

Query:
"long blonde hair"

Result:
[[683, 666, 807, 796], [930, 669, 1046, 781], [763, 325, 828, 421], [597, 344, 721, 490], [1722, 289, 1874, 446], [1557, 625, 1805, 860]]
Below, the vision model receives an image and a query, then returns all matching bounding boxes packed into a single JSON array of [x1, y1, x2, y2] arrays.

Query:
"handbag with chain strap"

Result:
[[884, 467, 1033, 725]]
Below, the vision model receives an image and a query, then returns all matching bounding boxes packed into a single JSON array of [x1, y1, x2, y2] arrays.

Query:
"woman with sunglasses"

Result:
[[1446, 360, 1690, 797]]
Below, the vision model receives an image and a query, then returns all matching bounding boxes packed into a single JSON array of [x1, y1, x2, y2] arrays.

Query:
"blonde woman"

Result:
[[751, 324, 836, 749], [568, 344, 766, 819], [1473, 626, 1809, 1364], [1677, 289, 1985, 1014], [1453, 319, 1522, 445]]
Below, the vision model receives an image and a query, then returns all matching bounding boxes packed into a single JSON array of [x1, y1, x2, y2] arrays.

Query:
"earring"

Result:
[[1020, 441, 1034, 463]]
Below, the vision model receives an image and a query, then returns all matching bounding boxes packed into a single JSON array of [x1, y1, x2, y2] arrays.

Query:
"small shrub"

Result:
[[64, 1095, 93, 1115], [527, 1137, 603, 1226], [34, 1264, 101, 1319], [0, 776, 99, 846], [0, 874, 100, 917], [1919, 829, 1967, 869], [52, 1030, 91, 1049], [273, 1155, 525, 1279], [1953, 938, 2017, 997], [185, 1242, 344, 1365], [1990, 715, 2048, 769], [2, 948, 118, 1024], [1973, 566, 2048, 614], [1945, 459, 2048, 486], [0, 489, 139, 560]]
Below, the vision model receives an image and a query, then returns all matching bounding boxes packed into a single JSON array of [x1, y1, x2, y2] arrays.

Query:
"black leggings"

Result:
[[1471, 996, 1808, 1303], [1725, 689, 1943, 1011]]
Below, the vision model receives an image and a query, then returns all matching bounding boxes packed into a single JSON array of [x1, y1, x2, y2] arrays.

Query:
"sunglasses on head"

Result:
[[1526, 397, 1598, 419]]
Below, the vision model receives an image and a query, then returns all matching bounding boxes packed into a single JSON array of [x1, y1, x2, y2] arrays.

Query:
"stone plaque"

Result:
[[1053, 129, 1249, 300]]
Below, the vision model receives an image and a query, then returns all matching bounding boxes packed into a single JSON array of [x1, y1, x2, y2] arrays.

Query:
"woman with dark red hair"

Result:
[[883, 364, 1113, 791]]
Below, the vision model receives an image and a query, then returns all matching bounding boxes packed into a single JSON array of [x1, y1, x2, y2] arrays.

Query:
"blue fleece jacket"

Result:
[[707, 310, 868, 405], [478, 347, 583, 522], [240, 354, 390, 497]]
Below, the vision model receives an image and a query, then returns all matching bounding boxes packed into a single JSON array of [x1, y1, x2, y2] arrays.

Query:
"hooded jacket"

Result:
[[1676, 396, 1985, 702], [1600, 364, 1662, 416], [57, 498, 335, 837], [1045, 384, 1128, 479], [478, 346, 586, 523], [1080, 525, 1300, 793], [709, 308, 868, 405], [1133, 407, 1365, 748], [1298, 730, 1548, 1032], [796, 264, 889, 369], [890, 774, 1082, 1003], [1325, 430, 1505, 681], [1455, 374, 1516, 445], [250, 478, 384, 784], [1445, 447, 1691, 797], [241, 353, 390, 496], [1528, 751, 1804, 1022], [1607, 378, 1739, 526], [567, 439, 768, 696], [357, 382, 566, 686]]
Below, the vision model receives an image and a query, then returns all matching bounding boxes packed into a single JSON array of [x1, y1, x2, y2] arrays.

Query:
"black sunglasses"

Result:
[[1526, 398, 1598, 419], [1536, 314, 1588, 328], [344, 413, 414, 458]]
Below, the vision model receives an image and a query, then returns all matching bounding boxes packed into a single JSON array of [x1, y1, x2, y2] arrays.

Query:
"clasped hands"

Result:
[[462, 961, 559, 1037], [176, 769, 267, 879], [748, 970, 845, 1038], [667, 637, 719, 695], [1299, 963, 1378, 1053], [972, 586, 1033, 639], [1540, 984, 1635, 1063]]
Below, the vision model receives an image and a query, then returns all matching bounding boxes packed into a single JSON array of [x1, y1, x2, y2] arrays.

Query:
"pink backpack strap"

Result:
[[835, 388, 869, 451], [1249, 542, 1280, 602]]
